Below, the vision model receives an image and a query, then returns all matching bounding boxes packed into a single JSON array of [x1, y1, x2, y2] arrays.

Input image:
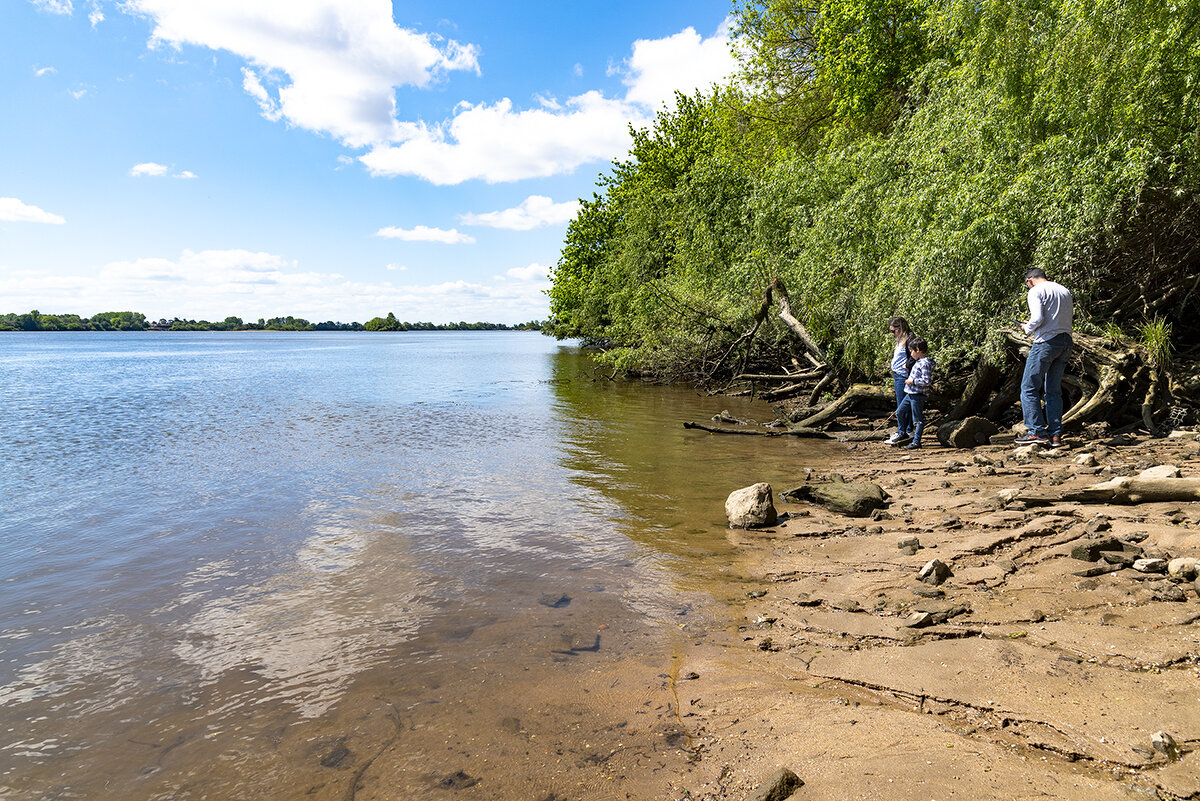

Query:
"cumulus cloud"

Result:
[[504, 264, 550, 281], [130, 162, 196, 178], [359, 21, 736, 184], [618, 20, 738, 109], [32, 0, 73, 14], [0, 249, 550, 323], [0, 197, 66, 224], [123, 0, 480, 148], [130, 162, 169, 177], [359, 92, 644, 184], [34, 66, 57, 77], [374, 225, 474, 244], [460, 195, 580, 231]]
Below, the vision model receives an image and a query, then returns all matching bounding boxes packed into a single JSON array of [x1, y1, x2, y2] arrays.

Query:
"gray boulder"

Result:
[[780, 482, 888, 517], [726, 483, 777, 528]]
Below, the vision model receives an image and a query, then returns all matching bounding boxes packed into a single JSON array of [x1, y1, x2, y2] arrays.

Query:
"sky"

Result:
[[0, 0, 740, 325]]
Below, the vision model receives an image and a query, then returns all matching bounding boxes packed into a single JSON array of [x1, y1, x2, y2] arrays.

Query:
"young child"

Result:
[[898, 337, 934, 450]]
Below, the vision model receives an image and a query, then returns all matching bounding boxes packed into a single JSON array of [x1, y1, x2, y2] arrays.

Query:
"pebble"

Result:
[[917, 559, 953, 586]]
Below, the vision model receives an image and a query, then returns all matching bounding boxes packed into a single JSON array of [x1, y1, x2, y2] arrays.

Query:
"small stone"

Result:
[[1133, 558, 1168, 574], [757, 637, 773, 651], [972, 453, 995, 466], [912, 586, 944, 598], [1167, 558, 1198, 579], [681, 671, 700, 680], [1152, 731, 1181, 762], [1099, 550, 1138, 566], [830, 599, 862, 613], [1138, 465, 1182, 479], [745, 767, 803, 801], [1029, 609, 1046, 622], [867, 525, 883, 534], [899, 545, 919, 556], [319, 745, 350, 768], [994, 559, 1017, 575], [897, 535, 921, 550], [539, 593, 572, 608], [746, 590, 768, 599], [903, 612, 934, 628], [917, 559, 953, 586], [1073, 453, 1099, 468], [1154, 585, 1187, 602], [1070, 537, 1126, 561], [726, 483, 778, 528]]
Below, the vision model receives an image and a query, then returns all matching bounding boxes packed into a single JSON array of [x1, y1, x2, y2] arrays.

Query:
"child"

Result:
[[898, 337, 934, 450]]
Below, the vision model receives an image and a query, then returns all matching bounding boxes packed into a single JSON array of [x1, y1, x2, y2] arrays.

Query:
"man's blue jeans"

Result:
[[1021, 333, 1072, 438]]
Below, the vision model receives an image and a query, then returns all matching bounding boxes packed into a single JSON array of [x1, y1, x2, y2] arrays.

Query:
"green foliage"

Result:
[[547, 0, 1200, 379], [1138, 317, 1173, 367]]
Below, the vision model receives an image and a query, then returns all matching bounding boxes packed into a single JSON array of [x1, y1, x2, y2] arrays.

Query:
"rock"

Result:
[[726, 483, 778, 528], [995, 559, 1017, 574], [917, 559, 953, 586], [1133, 558, 1169, 574], [780, 482, 888, 517], [319, 745, 350, 768], [1073, 563, 1125, 577], [830, 599, 862, 612], [1168, 558, 1198, 580], [1073, 453, 1099, 467], [948, 416, 1001, 448], [1099, 550, 1138, 566], [438, 771, 479, 790], [1085, 514, 1112, 534], [745, 767, 803, 801], [1168, 430, 1200, 441], [1012, 444, 1041, 459], [912, 586, 944, 598], [539, 593, 572, 608], [1070, 536, 1129, 561], [1154, 584, 1187, 602], [1138, 465, 1182, 479], [903, 612, 934, 628], [681, 671, 700, 680], [897, 535, 921, 550], [1153, 731, 1182, 762]]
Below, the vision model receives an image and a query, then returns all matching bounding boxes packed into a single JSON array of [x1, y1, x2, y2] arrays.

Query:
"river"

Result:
[[0, 331, 837, 800]]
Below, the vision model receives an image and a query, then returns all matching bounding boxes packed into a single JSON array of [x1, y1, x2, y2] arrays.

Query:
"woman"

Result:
[[885, 317, 915, 445]]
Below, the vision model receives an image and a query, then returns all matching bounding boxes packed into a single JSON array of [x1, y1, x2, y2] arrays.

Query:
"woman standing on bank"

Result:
[[885, 317, 915, 445]]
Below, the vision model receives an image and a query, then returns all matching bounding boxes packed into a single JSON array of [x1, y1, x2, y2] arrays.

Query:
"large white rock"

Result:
[[1138, 465, 1182, 479], [725, 483, 777, 529]]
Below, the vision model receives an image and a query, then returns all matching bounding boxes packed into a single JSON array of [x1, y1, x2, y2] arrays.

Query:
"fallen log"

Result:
[[794, 383, 890, 429], [683, 421, 830, 438], [1001, 476, 1200, 506]]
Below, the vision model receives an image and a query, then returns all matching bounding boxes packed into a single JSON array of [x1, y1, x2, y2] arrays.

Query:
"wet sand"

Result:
[[661, 430, 1200, 800]]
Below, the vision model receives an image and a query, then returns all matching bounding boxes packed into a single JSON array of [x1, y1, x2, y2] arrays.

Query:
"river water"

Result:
[[0, 332, 837, 800]]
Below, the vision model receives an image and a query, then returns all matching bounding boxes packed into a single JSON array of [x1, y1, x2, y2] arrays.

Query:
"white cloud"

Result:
[[130, 162, 170, 177], [123, 0, 480, 148], [0, 197, 66, 224], [130, 162, 196, 178], [386, 263, 407, 271], [70, 88, 88, 99], [32, 0, 73, 14], [88, 4, 103, 26], [34, 66, 57, 77], [460, 195, 579, 231], [360, 92, 645, 184], [358, 21, 736, 185], [0, 250, 550, 323], [504, 264, 550, 281], [374, 225, 474, 244], [618, 20, 738, 110]]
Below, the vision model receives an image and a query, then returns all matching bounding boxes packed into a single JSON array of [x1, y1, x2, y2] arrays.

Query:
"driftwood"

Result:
[[794, 383, 890, 429], [683, 421, 830, 438], [1002, 477, 1200, 506], [772, 277, 826, 365]]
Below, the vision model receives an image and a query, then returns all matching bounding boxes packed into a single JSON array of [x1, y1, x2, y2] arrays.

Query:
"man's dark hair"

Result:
[[909, 337, 928, 354], [1025, 268, 1047, 280]]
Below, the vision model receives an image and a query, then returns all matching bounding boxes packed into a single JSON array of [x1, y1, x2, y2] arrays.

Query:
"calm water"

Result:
[[0, 332, 836, 800]]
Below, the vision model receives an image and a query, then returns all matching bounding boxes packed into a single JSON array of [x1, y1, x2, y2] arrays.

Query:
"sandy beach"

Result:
[[657, 429, 1200, 800]]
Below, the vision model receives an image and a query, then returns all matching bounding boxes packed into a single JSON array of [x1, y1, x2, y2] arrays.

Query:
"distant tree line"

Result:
[[0, 310, 543, 332]]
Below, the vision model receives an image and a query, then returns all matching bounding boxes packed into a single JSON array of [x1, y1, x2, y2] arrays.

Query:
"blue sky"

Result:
[[1, 0, 738, 324]]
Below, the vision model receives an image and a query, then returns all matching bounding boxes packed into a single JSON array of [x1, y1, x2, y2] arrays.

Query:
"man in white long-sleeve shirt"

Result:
[[1017, 268, 1074, 447]]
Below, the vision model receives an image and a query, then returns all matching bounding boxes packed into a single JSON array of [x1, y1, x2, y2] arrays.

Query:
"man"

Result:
[[1016, 268, 1073, 447]]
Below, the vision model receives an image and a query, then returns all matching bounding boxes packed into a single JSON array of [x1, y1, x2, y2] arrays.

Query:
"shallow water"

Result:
[[0, 331, 837, 799]]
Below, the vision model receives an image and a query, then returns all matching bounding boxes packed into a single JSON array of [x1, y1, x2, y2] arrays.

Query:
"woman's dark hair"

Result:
[[908, 337, 929, 354], [888, 316, 910, 335]]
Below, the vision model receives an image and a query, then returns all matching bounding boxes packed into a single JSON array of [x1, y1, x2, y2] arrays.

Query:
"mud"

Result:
[[667, 431, 1200, 800]]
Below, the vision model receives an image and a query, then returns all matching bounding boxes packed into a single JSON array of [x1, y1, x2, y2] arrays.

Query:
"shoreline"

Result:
[[664, 429, 1200, 800]]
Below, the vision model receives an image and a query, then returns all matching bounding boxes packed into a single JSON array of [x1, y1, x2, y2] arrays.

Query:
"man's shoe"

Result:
[[1014, 432, 1048, 446], [904, 442, 921, 450], [1050, 435, 1067, 448], [885, 431, 910, 445]]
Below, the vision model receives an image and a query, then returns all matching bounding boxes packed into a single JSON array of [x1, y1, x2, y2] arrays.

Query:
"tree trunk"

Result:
[[794, 383, 889, 429]]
